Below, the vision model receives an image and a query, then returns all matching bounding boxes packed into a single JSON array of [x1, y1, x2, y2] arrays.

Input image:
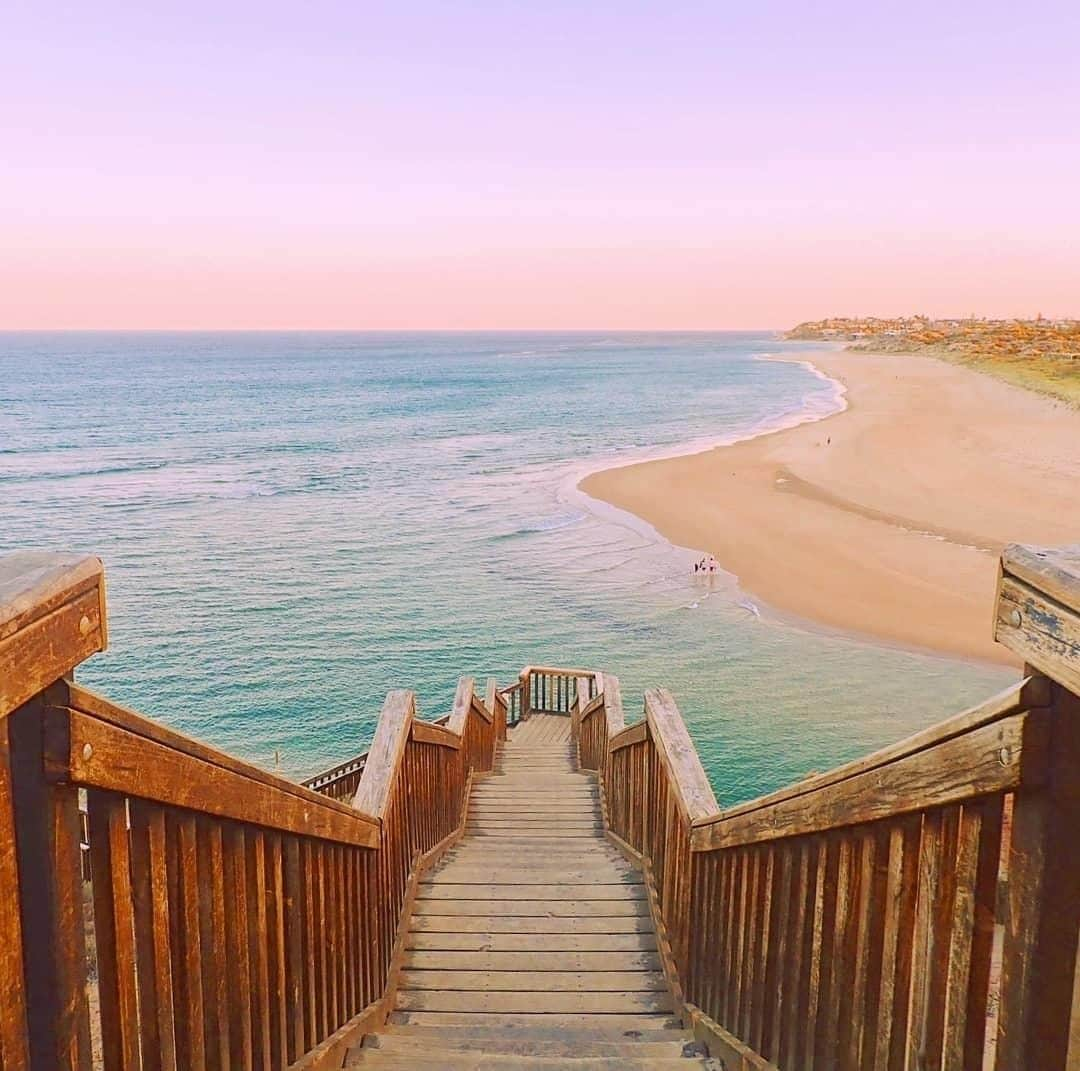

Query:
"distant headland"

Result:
[[785, 316, 1080, 404]]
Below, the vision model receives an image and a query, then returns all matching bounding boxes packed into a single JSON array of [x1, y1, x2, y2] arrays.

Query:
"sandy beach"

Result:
[[581, 351, 1080, 665]]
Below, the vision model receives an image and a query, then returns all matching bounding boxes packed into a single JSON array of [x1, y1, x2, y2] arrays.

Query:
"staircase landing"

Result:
[[347, 714, 712, 1068]]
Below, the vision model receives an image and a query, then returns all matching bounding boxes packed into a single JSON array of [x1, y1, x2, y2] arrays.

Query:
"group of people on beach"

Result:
[[693, 555, 719, 574]]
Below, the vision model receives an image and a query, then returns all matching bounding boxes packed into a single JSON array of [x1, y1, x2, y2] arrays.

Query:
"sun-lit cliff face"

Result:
[[786, 317, 1080, 404]]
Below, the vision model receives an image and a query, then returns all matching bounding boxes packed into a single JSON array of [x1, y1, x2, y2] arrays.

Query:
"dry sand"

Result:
[[581, 351, 1080, 665]]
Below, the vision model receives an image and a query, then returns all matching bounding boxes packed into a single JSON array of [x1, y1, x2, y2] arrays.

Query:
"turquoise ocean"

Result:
[[1, 332, 1011, 805]]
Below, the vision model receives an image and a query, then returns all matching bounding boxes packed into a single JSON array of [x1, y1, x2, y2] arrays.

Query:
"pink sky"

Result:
[[3, 2, 1078, 329]]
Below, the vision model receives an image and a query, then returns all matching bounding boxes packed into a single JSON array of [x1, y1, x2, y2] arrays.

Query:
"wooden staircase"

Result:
[[345, 715, 713, 1068], [4, 550, 1080, 1071]]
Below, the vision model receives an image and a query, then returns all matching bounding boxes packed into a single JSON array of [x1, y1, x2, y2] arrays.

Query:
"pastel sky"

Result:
[[3, 1, 1078, 329]]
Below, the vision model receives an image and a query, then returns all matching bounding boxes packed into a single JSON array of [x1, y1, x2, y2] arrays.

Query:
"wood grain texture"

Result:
[[353, 691, 415, 819], [53, 707, 380, 848], [995, 573, 1080, 695], [0, 719, 30, 1071], [695, 675, 1050, 831], [692, 710, 1048, 850]]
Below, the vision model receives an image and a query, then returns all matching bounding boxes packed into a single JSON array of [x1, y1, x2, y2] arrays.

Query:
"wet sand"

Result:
[[580, 351, 1080, 665]]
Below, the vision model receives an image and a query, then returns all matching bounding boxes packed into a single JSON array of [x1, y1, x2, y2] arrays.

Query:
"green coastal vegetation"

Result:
[[786, 316, 1080, 405]]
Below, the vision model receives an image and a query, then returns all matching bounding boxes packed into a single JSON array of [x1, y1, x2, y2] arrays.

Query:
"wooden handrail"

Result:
[[5, 542, 1079, 1071], [68, 682, 370, 820], [566, 544, 1080, 1071], [0, 552, 506, 1071], [47, 700, 381, 847], [0, 552, 107, 718], [692, 675, 1049, 830], [351, 690, 415, 818], [644, 688, 719, 824]]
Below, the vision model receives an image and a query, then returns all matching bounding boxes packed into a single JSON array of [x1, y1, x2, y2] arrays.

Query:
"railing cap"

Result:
[[0, 551, 103, 637], [996, 543, 1080, 695], [0, 551, 107, 718]]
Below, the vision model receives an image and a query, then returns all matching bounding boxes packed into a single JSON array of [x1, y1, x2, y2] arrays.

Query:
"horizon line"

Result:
[[0, 326, 789, 334]]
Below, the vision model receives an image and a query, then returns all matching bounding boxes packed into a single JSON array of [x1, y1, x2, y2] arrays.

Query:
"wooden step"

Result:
[[380, 1021, 688, 1044], [359, 1033, 694, 1058], [414, 899, 649, 918], [401, 950, 662, 972], [410, 915, 654, 934], [424, 870, 640, 885], [418, 884, 646, 901], [395, 990, 675, 1014], [400, 969, 667, 992], [406, 932, 658, 952], [385, 1011, 681, 1031], [347, 1054, 708, 1069]]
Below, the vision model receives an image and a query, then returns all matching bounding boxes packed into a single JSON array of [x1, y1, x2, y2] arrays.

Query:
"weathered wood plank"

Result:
[[410, 914, 654, 934], [405, 931, 658, 952], [608, 720, 647, 751], [129, 801, 178, 1071], [351, 690, 415, 818], [695, 676, 1050, 831], [7, 697, 93, 1071], [1001, 543, 1080, 614], [995, 574, 1080, 695], [0, 553, 105, 717], [67, 684, 380, 825], [644, 688, 719, 824], [400, 969, 667, 992], [692, 710, 1049, 850], [395, 990, 674, 1013], [400, 950, 662, 971], [86, 790, 141, 1071], [413, 898, 649, 917], [51, 707, 379, 848], [410, 720, 460, 749], [0, 719, 30, 1071], [418, 883, 646, 901]]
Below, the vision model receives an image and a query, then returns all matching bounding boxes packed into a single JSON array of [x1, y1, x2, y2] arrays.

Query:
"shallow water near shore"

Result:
[[1, 332, 1012, 805]]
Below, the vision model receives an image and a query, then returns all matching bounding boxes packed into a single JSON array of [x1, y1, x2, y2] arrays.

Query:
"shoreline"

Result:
[[579, 349, 1080, 666]]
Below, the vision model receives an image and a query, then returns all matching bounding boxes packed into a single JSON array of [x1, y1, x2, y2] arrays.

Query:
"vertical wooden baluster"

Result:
[[129, 801, 177, 1071], [858, 827, 890, 1071], [315, 841, 328, 1038], [807, 836, 834, 1071], [87, 790, 142, 1071], [878, 816, 921, 1070], [909, 810, 943, 1068], [923, 806, 962, 1071], [780, 839, 812, 1071], [731, 848, 750, 1036], [940, 801, 984, 1069], [962, 796, 1004, 1070], [244, 829, 271, 1071], [266, 834, 287, 1069], [335, 844, 348, 1028], [283, 837, 304, 1061], [223, 824, 252, 1071], [0, 717, 30, 1071], [9, 699, 93, 1071], [324, 839, 340, 1038], [196, 819, 229, 1071], [837, 832, 870, 1071], [739, 846, 762, 1043], [171, 813, 206, 1071], [300, 841, 316, 1047], [764, 843, 793, 1062], [748, 844, 775, 1053], [819, 835, 850, 1064]]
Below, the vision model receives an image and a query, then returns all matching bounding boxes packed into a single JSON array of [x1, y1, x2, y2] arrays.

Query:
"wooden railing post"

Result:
[[993, 545, 1080, 1069], [0, 552, 107, 1071]]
